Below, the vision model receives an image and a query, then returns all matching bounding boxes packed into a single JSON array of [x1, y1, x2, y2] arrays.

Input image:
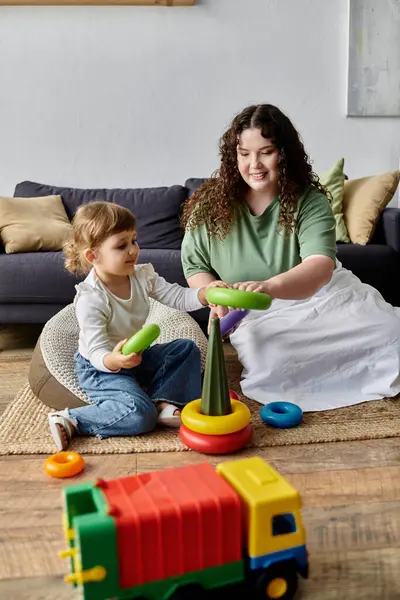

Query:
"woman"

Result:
[[181, 104, 400, 411]]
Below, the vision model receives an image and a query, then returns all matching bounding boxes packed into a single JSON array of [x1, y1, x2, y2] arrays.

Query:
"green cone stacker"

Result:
[[200, 317, 232, 417]]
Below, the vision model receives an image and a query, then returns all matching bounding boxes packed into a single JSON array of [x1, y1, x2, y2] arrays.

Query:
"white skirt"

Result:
[[230, 262, 400, 412]]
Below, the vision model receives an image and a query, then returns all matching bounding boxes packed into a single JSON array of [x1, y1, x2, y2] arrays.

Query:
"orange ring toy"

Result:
[[44, 451, 85, 478]]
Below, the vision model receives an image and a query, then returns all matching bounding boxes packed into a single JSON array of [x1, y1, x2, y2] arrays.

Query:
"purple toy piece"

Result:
[[220, 309, 250, 337]]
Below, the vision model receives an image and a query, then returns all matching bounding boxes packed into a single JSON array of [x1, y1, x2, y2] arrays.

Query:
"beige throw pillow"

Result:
[[0, 195, 72, 253], [342, 171, 400, 245]]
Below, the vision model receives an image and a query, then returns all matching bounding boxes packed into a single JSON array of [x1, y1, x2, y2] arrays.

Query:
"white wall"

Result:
[[0, 0, 399, 198]]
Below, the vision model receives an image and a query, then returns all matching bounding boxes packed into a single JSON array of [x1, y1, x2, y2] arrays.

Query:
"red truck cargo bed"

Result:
[[102, 462, 242, 588]]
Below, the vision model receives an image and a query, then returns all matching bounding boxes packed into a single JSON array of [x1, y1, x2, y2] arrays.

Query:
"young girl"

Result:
[[48, 201, 225, 450]]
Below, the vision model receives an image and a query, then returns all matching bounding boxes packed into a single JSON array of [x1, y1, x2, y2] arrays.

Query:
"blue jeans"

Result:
[[69, 339, 202, 437]]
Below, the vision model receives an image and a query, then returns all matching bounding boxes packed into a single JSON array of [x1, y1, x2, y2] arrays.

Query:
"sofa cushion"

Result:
[[0, 249, 187, 305], [319, 158, 350, 243], [185, 178, 207, 196], [139, 249, 187, 288], [343, 171, 400, 245], [0, 195, 72, 254], [0, 251, 81, 304], [14, 181, 187, 250]]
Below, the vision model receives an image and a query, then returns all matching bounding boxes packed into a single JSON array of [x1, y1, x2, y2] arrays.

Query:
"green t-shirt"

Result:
[[181, 186, 337, 284]]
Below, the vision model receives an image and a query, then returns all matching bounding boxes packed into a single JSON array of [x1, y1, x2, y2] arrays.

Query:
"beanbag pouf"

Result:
[[29, 301, 208, 411]]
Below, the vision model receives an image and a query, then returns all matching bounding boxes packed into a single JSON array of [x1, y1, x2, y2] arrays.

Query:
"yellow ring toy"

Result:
[[44, 451, 85, 478], [181, 399, 251, 435]]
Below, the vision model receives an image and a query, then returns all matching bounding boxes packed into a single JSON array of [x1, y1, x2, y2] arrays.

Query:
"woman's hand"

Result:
[[234, 257, 334, 300], [233, 280, 271, 294], [103, 339, 143, 371]]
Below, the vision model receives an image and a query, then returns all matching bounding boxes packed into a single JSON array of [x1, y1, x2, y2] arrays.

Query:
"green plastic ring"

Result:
[[206, 287, 272, 310], [122, 324, 161, 355]]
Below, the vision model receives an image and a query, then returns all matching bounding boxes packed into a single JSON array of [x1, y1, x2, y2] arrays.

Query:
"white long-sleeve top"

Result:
[[74, 264, 203, 372]]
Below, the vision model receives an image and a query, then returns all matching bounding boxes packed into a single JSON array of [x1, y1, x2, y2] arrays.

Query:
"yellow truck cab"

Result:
[[217, 457, 308, 599]]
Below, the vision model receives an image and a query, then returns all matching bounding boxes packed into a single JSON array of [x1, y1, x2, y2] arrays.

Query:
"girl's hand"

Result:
[[207, 305, 229, 335], [198, 279, 232, 307], [202, 280, 231, 335], [233, 280, 271, 294], [104, 339, 143, 371]]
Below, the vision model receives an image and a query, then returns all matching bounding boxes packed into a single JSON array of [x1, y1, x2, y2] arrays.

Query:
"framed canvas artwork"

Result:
[[348, 0, 400, 117]]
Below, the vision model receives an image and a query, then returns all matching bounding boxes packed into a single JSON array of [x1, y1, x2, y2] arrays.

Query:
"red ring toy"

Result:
[[44, 451, 85, 478], [229, 389, 240, 401], [179, 424, 253, 455]]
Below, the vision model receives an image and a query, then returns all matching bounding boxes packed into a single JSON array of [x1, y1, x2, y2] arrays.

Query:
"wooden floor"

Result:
[[1, 326, 400, 599]]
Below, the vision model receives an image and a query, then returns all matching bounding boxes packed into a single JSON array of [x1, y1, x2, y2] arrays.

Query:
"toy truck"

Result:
[[60, 457, 308, 600]]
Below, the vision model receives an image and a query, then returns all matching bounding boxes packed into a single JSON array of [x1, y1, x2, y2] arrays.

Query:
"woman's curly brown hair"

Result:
[[181, 104, 328, 239]]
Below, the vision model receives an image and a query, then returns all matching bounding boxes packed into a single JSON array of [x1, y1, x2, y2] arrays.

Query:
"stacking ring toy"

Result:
[[260, 402, 303, 429], [179, 424, 253, 455], [220, 309, 250, 338], [181, 399, 250, 435], [44, 451, 85, 478], [122, 324, 161, 355], [206, 287, 272, 311]]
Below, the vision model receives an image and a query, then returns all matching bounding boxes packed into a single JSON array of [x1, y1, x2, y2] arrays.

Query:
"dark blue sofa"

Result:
[[0, 179, 399, 332]]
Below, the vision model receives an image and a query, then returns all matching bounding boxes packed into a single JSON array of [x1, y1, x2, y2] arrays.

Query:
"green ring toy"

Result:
[[206, 287, 272, 311], [122, 324, 161, 355]]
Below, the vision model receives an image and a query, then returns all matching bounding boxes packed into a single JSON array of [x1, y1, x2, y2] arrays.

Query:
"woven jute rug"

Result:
[[1, 357, 400, 455]]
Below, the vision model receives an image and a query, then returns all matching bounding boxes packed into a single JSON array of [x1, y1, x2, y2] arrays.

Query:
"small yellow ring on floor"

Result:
[[181, 399, 251, 435]]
